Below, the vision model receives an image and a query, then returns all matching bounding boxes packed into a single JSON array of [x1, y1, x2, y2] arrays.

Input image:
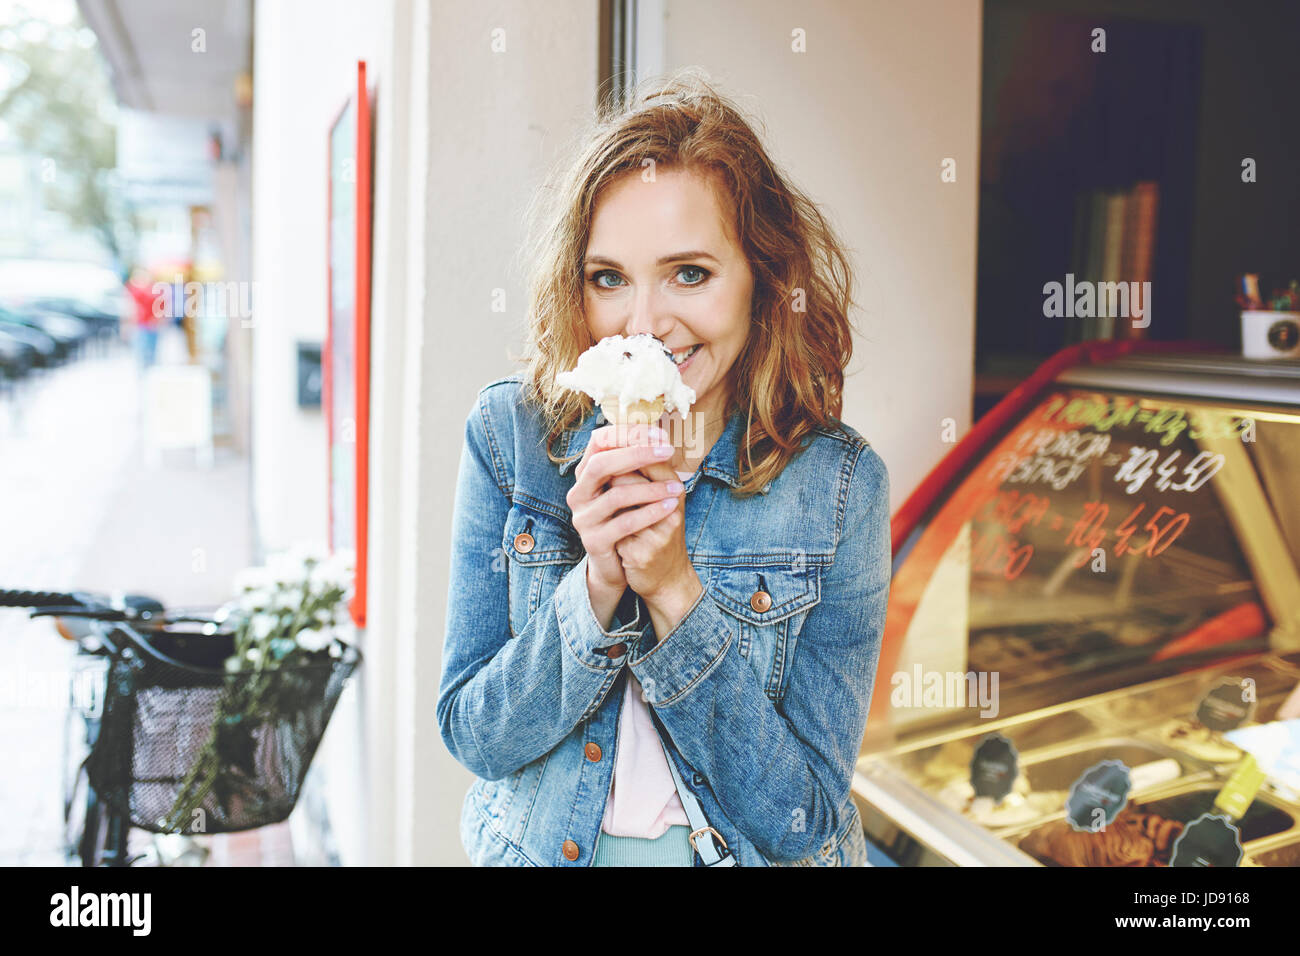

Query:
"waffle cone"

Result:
[[600, 396, 666, 426]]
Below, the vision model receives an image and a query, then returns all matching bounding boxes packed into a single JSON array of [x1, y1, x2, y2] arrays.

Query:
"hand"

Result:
[[566, 424, 682, 623], [615, 457, 703, 638]]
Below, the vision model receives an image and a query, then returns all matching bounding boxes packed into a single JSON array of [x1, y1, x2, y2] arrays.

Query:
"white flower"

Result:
[[272, 588, 300, 612], [328, 642, 342, 659], [250, 614, 277, 640], [245, 647, 263, 664], [308, 553, 354, 592], [295, 627, 331, 652], [266, 550, 307, 588], [236, 587, 274, 613]]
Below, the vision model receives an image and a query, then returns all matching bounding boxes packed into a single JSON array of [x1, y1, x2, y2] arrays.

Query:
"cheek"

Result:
[[583, 294, 620, 335], [685, 297, 743, 347], [704, 291, 750, 344]]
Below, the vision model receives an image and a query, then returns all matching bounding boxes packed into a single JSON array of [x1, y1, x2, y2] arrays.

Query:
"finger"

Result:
[[579, 443, 676, 492], [614, 514, 675, 562], [569, 463, 649, 514], [575, 424, 666, 481], [617, 499, 680, 550], [585, 495, 679, 553], [588, 478, 683, 524], [638, 460, 680, 484], [603, 422, 667, 448], [573, 454, 645, 503], [572, 478, 675, 540]]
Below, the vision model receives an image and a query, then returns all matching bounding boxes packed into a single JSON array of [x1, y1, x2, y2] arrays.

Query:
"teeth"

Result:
[[672, 344, 700, 366]]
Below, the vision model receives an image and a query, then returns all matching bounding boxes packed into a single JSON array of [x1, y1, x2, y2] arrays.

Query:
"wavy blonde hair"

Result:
[[518, 68, 857, 497]]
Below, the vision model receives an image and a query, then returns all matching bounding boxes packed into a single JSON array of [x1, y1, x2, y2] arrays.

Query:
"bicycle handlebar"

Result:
[[30, 605, 126, 621], [0, 588, 84, 608], [1, 588, 172, 622]]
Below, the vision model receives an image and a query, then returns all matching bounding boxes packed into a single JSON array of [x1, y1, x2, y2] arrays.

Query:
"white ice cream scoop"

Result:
[[555, 333, 696, 425]]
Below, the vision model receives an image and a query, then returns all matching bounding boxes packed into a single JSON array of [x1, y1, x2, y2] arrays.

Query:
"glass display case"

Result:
[[853, 351, 1300, 866]]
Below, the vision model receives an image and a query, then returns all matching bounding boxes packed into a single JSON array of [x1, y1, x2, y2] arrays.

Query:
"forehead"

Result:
[[588, 167, 737, 250]]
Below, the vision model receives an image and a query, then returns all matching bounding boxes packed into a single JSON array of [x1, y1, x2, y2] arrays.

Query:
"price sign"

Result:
[[1196, 678, 1257, 732], [1170, 813, 1243, 867], [970, 733, 1019, 801], [1066, 760, 1132, 831]]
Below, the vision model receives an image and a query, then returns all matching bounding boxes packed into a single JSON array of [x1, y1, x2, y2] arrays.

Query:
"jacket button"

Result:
[[584, 742, 602, 762], [562, 840, 580, 861], [750, 590, 772, 613], [606, 642, 627, 658], [513, 532, 535, 554]]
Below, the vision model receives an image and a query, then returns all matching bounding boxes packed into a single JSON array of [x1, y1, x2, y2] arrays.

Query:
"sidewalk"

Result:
[[0, 335, 294, 865]]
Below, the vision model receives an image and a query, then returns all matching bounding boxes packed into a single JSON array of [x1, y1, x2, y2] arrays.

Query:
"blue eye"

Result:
[[589, 267, 709, 288]]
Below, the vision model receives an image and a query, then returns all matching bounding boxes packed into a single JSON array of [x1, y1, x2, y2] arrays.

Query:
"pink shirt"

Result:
[[600, 470, 694, 838], [600, 672, 690, 837]]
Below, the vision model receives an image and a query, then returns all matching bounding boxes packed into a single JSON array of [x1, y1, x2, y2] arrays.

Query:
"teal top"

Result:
[[591, 825, 693, 867]]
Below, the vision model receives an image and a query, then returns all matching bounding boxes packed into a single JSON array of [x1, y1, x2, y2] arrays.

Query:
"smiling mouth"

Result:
[[671, 344, 702, 367]]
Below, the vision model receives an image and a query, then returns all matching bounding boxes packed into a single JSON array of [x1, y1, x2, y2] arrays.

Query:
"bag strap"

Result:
[[657, 733, 737, 867]]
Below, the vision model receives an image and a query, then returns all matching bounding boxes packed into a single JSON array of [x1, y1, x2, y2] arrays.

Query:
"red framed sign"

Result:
[[325, 61, 372, 627]]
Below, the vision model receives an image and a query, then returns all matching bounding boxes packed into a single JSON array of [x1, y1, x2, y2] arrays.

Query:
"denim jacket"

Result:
[[437, 375, 891, 866]]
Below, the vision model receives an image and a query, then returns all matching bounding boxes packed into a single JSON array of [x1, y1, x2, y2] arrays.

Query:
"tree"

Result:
[[0, 7, 134, 263]]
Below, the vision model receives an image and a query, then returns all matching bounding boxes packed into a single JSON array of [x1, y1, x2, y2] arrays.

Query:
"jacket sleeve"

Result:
[[629, 443, 890, 862], [436, 390, 647, 780]]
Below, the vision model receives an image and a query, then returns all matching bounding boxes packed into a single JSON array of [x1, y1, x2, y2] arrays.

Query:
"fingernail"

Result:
[[653, 444, 673, 457], [662, 497, 678, 510], [666, 480, 684, 493]]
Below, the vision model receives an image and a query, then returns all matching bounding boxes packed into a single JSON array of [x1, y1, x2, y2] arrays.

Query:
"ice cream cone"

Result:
[[600, 396, 665, 426], [555, 334, 695, 424]]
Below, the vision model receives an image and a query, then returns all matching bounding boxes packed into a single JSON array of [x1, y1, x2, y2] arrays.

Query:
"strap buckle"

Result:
[[688, 826, 728, 855]]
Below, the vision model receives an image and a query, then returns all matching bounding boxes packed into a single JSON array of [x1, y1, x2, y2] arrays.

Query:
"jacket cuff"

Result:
[[554, 555, 646, 667], [627, 582, 732, 705]]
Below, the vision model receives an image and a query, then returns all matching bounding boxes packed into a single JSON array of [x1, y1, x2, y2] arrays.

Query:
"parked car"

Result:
[[24, 295, 121, 341], [0, 326, 36, 382], [0, 306, 90, 362], [0, 258, 129, 343], [0, 313, 59, 367]]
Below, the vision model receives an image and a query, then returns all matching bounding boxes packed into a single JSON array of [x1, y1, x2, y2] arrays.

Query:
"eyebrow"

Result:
[[583, 251, 720, 269]]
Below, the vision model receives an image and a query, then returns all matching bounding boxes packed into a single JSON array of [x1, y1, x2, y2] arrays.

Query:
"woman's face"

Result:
[[581, 166, 754, 424]]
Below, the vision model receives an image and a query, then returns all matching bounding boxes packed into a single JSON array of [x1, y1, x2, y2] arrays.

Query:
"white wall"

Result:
[[250, 0, 388, 865], [371, 0, 602, 865], [250, 0, 384, 556], [647, 0, 984, 510]]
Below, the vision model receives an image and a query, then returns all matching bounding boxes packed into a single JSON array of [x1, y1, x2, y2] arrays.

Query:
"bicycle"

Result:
[[1, 587, 361, 866]]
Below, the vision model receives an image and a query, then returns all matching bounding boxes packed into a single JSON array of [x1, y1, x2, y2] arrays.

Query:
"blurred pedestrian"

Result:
[[125, 266, 164, 371]]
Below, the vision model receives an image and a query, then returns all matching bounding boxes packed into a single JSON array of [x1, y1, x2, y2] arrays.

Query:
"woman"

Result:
[[437, 70, 890, 866]]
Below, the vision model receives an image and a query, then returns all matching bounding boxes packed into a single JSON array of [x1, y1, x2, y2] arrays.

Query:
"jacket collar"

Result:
[[556, 403, 761, 492]]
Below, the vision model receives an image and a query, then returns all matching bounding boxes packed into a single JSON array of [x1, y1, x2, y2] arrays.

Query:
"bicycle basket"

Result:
[[85, 626, 361, 835]]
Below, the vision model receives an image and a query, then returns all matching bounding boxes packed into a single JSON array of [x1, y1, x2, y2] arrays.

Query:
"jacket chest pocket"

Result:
[[502, 504, 583, 636], [705, 563, 821, 702]]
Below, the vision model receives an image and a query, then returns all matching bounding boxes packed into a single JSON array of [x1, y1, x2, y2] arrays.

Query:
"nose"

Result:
[[624, 285, 674, 342]]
